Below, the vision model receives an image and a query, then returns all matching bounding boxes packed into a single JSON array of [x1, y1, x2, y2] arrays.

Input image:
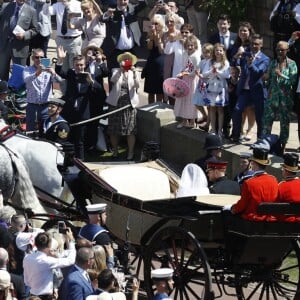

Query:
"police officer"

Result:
[[78, 204, 111, 246], [43, 98, 70, 144], [151, 268, 174, 300], [206, 157, 240, 195], [194, 134, 223, 173]]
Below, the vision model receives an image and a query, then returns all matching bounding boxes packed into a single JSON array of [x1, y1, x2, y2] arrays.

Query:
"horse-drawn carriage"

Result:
[[72, 158, 300, 300], [1, 121, 300, 300]]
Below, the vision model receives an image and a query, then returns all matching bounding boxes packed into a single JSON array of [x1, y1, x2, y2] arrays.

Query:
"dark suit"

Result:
[[58, 265, 94, 300], [208, 31, 237, 62], [85, 61, 109, 149], [0, 2, 38, 80], [55, 64, 106, 160], [10, 273, 27, 300], [101, 1, 146, 70], [232, 51, 270, 139]]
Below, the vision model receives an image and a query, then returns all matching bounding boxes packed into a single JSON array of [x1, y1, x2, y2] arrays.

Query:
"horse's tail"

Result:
[[10, 153, 47, 215]]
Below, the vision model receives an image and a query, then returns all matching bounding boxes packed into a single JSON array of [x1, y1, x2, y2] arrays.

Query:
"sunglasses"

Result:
[[34, 56, 44, 59], [152, 22, 159, 25]]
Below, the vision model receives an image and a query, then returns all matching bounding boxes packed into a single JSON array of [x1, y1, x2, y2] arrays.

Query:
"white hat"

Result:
[[0, 270, 11, 290], [151, 268, 174, 279], [86, 203, 107, 214]]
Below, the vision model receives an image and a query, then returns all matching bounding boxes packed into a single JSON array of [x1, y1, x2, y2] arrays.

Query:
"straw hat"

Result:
[[117, 52, 137, 65], [82, 43, 103, 56]]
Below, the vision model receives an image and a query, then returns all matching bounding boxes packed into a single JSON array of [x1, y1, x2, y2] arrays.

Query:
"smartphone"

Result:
[[41, 58, 51, 68], [76, 72, 89, 83], [58, 221, 66, 234], [71, 12, 81, 17]]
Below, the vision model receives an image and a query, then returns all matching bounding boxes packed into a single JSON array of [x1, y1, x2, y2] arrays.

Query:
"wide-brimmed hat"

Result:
[[204, 134, 223, 150], [82, 43, 103, 56], [0, 80, 8, 94], [48, 98, 65, 107], [281, 153, 300, 172], [250, 148, 271, 166], [117, 52, 137, 65]]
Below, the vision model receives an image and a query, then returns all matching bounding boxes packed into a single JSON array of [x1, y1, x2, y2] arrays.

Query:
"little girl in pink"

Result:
[[174, 35, 200, 128]]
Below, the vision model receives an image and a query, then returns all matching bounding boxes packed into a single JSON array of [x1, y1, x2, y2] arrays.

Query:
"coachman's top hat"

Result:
[[281, 153, 300, 172], [204, 134, 223, 151], [250, 148, 271, 166]]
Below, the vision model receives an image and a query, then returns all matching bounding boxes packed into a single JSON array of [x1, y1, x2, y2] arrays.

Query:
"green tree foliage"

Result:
[[203, 0, 252, 32]]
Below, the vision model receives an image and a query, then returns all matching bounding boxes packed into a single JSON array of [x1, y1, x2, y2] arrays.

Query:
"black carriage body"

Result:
[[73, 158, 300, 300]]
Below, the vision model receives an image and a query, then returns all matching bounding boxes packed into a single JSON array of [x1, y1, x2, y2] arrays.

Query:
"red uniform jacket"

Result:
[[232, 172, 278, 221], [278, 178, 300, 222]]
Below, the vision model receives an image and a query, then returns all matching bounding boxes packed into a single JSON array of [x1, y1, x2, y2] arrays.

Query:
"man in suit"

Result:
[[208, 14, 237, 62], [56, 47, 105, 160], [101, 0, 146, 71], [58, 247, 95, 300], [0, 247, 27, 300], [0, 0, 38, 80], [231, 34, 270, 142]]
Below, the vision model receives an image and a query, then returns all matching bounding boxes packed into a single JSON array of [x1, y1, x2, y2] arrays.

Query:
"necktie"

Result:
[[10, 5, 20, 32], [61, 6, 69, 35], [220, 35, 224, 46]]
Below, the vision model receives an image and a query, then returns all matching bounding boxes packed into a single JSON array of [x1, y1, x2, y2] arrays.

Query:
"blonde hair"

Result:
[[212, 43, 228, 68], [202, 43, 214, 55], [81, 0, 103, 16], [92, 245, 107, 273], [184, 35, 198, 50], [46, 228, 65, 254], [165, 12, 181, 26], [150, 15, 166, 32]]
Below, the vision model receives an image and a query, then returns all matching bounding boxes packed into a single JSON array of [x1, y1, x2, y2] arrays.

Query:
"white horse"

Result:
[[0, 119, 67, 215]]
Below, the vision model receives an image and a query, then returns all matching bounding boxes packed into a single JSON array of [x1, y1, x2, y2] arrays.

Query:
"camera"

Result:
[[58, 221, 67, 234], [157, 0, 164, 4], [243, 51, 252, 58]]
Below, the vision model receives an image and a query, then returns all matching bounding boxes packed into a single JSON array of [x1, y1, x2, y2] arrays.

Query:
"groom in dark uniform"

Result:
[[42, 98, 70, 144]]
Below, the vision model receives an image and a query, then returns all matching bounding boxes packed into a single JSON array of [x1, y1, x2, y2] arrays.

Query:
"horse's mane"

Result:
[[9, 149, 47, 214]]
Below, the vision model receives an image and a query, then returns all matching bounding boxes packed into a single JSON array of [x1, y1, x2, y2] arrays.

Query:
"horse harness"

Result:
[[0, 125, 20, 199]]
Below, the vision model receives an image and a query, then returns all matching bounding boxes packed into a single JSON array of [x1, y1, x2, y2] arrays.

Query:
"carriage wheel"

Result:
[[235, 239, 300, 300], [144, 226, 213, 300]]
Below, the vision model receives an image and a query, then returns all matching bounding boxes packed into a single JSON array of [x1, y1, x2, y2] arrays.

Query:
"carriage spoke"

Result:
[[258, 282, 267, 300], [186, 282, 202, 299]]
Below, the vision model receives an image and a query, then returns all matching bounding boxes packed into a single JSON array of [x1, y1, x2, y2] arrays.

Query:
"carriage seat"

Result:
[[99, 166, 171, 200]]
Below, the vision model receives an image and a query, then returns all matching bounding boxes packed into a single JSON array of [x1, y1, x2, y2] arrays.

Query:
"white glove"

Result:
[[223, 204, 232, 211]]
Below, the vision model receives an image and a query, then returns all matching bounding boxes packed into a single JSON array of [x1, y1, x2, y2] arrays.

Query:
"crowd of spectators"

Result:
[[1, 0, 300, 160], [1, 1, 300, 298]]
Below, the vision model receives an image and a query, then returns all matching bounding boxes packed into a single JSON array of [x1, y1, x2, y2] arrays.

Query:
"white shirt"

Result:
[[43, 0, 82, 36], [23, 242, 76, 295]]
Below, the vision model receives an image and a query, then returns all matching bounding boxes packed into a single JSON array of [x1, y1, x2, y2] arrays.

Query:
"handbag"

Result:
[[207, 77, 223, 94], [96, 126, 107, 152]]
